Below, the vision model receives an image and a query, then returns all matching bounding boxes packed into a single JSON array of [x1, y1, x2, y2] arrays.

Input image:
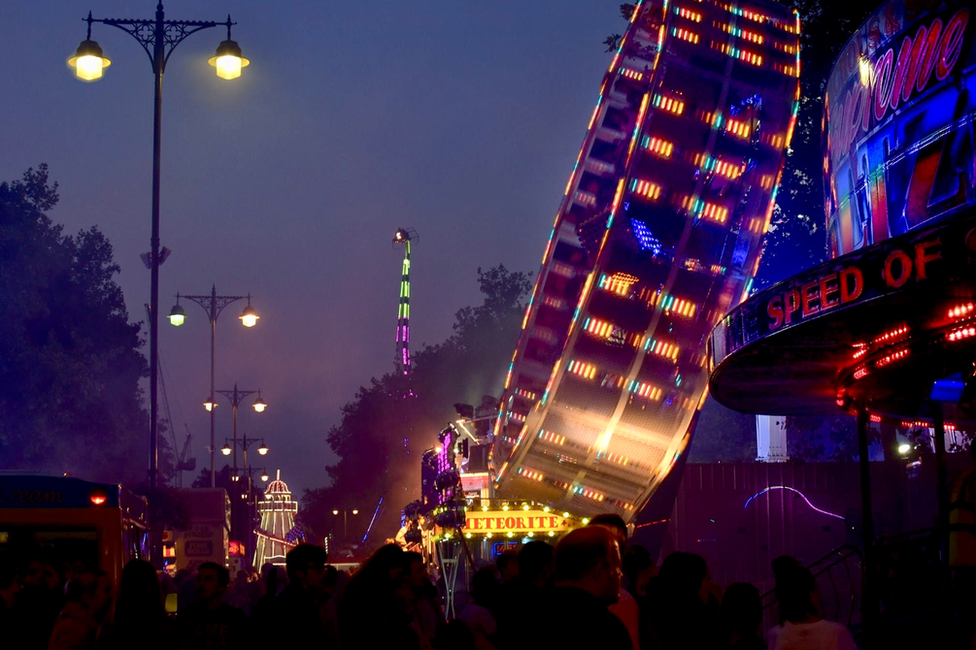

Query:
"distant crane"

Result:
[[393, 228, 418, 377]]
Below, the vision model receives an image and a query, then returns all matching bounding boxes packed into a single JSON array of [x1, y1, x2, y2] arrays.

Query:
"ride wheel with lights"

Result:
[[492, 0, 801, 524]]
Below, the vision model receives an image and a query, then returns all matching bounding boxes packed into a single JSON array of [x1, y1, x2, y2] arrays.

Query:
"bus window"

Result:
[[0, 525, 100, 574]]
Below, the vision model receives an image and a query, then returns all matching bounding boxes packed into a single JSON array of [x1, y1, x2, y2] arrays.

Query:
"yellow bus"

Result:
[[0, 474, 150, 586]]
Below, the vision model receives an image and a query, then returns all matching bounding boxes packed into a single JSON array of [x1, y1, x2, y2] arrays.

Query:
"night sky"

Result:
[[0, 1, 620, 496]]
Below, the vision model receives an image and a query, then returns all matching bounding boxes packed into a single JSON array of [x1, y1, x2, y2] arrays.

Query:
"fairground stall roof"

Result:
[[709, 207, 976, 423], [710, 0, 976, 426]]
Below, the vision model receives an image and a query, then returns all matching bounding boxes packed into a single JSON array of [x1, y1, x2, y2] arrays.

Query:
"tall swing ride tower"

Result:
[[394, 228, 418, 377]]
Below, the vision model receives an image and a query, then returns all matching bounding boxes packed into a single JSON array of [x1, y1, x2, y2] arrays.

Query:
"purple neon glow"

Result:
[[435, 430, 454, 504], [361, 497, 384, 545], [743, 486, 846, 520]]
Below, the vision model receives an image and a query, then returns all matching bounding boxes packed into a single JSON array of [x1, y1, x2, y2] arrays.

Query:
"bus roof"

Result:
[[0, 475, 121, 508]]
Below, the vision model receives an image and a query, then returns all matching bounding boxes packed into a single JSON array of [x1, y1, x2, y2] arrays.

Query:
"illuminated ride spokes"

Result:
[[492, 0, 801, 520]]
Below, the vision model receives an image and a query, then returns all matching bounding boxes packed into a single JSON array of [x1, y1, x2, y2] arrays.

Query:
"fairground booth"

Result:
[[708, 0, 975, 627]]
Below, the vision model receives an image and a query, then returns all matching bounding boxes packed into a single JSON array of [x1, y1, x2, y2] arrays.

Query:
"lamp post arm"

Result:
[[180, 293, 249, 325], [84, 9, 233, 74], [216, 387, 260, 407], [177, 290, 248, 488]]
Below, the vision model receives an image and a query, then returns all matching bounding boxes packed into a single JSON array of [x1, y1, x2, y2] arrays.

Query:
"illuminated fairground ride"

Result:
[[253, 470, 298, 568], [394, 228, 418, 377], [492, 0, 801, 521]]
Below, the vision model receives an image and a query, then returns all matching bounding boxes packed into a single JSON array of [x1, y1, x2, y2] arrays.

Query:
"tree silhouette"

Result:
[[300, 265, 532, 545], [0, 165, 149, 485]]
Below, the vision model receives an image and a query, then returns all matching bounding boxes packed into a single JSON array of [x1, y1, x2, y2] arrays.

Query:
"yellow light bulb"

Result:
[[75, 55, 105, 81], [215, 55, 242, 80]]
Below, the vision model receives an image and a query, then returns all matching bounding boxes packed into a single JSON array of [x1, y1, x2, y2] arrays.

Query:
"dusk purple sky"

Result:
[[1, 1, 619, 496]]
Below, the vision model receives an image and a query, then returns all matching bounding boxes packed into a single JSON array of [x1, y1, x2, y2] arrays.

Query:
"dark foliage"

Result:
[[0, 165, 150, 484], [300, 266, 532, 545], [755, 0, 878, 289]]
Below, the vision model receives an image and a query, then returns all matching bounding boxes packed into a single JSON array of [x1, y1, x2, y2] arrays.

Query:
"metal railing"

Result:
[[761, 544, 864, 632]]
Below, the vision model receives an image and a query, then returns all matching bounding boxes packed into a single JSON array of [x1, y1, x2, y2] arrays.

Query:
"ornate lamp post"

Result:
[[68, 3, 250, 489], [169, 288, 259, 486], [216, 386, 267, 478], [332, 508, 360, 543]]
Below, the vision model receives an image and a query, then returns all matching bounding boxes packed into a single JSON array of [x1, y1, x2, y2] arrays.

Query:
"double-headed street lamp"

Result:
[[332, 508, 360, 543], [168, 288, 259, 487], [222, 433, 268, 544], [68, 3, 250, 489], [216, 384, 267, 478], [220, 433, 268, 493]]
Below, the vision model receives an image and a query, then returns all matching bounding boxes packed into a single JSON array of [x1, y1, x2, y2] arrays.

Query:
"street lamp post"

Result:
[[332, 508, 360, 543], [169, 288, 259, 487], [216, 384, 265, 478], [69, 3, 250, 489], [222, 434, 269, 544]]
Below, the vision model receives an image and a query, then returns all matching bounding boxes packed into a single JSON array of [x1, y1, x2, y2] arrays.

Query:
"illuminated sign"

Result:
[[823, 0, 975, 257], [464, 510, 580, 535], [712, 210, 976, 354]]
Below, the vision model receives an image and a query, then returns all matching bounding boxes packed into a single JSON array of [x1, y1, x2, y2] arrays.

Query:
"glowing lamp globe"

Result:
[[239, 305, 259, 328], [898, 443, 912, 456], [332, 509, 339, 516], [352, 509, 359, 515], [168, 303, 186, 327], [252, 397, 267, 413], [221, 444, 232, 456], [260, 472, 269, 482], [257, 442, 269, 456], [204, 398, 217, 412], [68, 39, 111, 81], [208, 40, 249, 80]]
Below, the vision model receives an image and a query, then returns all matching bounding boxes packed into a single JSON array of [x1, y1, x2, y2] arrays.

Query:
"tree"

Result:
[[687, 399, 759, 463], [301, 266, 532, 546], [0, 165, 150, 485], [191, 464, 238, 490], [754, 0, 878, 289]]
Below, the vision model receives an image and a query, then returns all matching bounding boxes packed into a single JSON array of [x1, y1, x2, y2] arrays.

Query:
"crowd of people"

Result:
[[0, 515, 858, 650]]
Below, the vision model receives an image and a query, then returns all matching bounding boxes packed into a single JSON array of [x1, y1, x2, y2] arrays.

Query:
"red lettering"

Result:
[[820, 274, 840, 310], [767, 295, 784, 330], [505, 517, 516, 529], [801, 281, 820, 317], [784, 289, 801, 325], [889, 35, 914, 111], [914, 238, 942, 280], [916, 19, 942, 92], [873, 49, 894, 121], [516, 517, 526, 529], [847, 85, 865, 148], [840, 267, 863, 303], [901, 25, 928, 102], [496, 518, 506, 529], [884, 249, 912, 288], [937, 9, 968, 80], [550, 517, 558, 528]]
